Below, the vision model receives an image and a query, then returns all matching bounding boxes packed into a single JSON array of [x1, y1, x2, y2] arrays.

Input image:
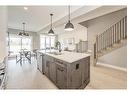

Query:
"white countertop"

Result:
[[38, 50, 91, 63]]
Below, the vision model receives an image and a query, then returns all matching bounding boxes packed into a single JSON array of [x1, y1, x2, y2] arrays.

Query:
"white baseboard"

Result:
[[97, 63, 127, 72]]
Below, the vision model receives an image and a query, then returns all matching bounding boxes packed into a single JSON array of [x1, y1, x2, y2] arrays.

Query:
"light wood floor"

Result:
[[6, 58, 127, 89], [86, 65, 127, 89]]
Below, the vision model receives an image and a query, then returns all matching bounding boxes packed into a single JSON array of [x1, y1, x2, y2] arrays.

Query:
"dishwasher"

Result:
[[37, 52, 43, 73]]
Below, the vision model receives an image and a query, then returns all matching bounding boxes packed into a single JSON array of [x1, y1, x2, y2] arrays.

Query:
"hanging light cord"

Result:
[[68, 5, 70, 22], [50, 14, 53, 29], [23, 22, 25, 33]]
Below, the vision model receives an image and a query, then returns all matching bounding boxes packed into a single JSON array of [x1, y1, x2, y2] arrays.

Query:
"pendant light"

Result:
[[48, 13, 54, 35], [18, 22, 29, 36], [64, 5, 74, 31]]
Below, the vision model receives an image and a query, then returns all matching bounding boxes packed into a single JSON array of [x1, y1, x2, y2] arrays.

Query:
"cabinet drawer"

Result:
[[56, 63, 67, 72], [54, 59, 67, 67]]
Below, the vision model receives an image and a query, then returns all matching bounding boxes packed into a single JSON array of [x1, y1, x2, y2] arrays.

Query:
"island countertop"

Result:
[[38, 50, 91, 63]]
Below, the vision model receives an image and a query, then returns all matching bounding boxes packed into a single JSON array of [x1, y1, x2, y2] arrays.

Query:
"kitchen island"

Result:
[[37, 50, 90, 89]]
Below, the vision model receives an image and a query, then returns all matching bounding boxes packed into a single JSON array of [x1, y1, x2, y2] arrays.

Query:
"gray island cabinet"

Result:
[[37, 51, 90, 89]]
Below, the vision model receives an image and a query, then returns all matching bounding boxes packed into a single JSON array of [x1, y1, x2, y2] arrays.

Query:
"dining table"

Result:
[[16, 49, 31, 65]]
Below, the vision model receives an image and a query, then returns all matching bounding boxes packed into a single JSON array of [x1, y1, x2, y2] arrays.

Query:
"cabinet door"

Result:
[[39, 55, 42, 72], [49, 62, 56, 83], [70, 61, 82, 89], [81, 57, 90, 84], [44, 60, 50, 77], [43, 55, 49, 77], [56, 63, 67, 89]]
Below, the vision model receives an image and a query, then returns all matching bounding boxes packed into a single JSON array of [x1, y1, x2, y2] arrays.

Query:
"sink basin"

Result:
[[48, 52, 62, 55]]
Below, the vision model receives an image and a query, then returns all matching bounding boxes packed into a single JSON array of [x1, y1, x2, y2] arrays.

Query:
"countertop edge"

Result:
[[38, 51, 91, 63]]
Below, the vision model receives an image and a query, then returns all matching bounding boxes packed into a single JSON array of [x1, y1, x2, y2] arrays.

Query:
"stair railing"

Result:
[[94, 16, 127, 65]]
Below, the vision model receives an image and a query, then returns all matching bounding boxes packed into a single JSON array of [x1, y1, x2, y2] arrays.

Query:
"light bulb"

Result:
[[24, 7, 28, 10]]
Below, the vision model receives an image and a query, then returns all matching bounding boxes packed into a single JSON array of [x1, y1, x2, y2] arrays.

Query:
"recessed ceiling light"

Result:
[[24, 7, 28, 10]]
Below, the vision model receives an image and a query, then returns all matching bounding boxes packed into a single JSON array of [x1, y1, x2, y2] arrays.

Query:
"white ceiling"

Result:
[[8, 6, 126, 33], [38, 6, 127, 34], [8, 6, 82, 32]]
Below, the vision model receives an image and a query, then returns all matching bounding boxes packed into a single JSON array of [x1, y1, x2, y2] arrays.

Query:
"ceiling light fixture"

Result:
[[24, 7, 28, 10], [48, 13, 54, 35], [18, 22, 29, 36], [64, 5, 74, 31]]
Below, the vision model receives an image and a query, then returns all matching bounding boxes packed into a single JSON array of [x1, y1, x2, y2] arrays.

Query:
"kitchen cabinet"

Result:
[[81, 57, 90, 85], [56, 61, 67, 89], [70, 60, 82, 89], [43, 55, 49, 77], [49, 61, 56, 83], [70, 57, 90, 88], [43, 55, 56, 83], [76, 41, 88, 53], [37, 51, 90, 89]]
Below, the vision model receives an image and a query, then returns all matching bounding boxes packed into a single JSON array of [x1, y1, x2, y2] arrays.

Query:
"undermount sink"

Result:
[[47, 51, 62, 55]]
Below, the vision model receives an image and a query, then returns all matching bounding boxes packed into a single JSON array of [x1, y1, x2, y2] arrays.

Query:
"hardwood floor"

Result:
[[6, 58, 127, 89], [6, 58, 57, 89], [86, 64, 127, 89]]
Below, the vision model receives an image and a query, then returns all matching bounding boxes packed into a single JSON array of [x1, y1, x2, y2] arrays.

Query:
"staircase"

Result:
[[94, 16, 127, 66]]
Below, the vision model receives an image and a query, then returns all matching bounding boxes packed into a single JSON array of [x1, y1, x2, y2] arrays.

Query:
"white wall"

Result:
[[58, 23, 87, 44], [38, 23, 87, 50], [0, 6, 7, 62], [0, 6, 8, 62], [81, 8, 127, 69]]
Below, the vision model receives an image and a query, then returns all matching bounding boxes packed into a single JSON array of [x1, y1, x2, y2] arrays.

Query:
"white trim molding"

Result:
[[97, 63, 127, 72]]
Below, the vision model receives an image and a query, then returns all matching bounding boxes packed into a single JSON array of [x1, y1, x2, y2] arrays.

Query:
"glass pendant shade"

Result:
[[64, 6, 74, 31]]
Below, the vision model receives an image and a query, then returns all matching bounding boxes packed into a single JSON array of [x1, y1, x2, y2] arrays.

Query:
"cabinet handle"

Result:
[[55, 62, 65, 68], [56, 60, 63, 64], [57, 68, 64, 72], [76, 64, 79, 70]]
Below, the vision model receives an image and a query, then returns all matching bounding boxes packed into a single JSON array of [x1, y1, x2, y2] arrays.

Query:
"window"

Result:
[[9, 36, 21, 54], [22, 37, 32, 50], [9, 35, 32, 55], [46, 36, 50, 49], [40, 36, 45, 49], [51, 36, 55, 48], [40, 35, 55, 50]]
